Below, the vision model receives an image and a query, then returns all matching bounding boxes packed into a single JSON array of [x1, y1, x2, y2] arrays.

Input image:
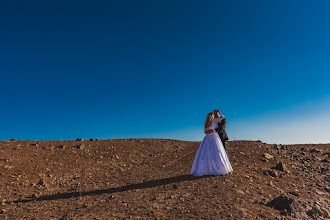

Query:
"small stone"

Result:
[[288, 191, 300, 197], [76, 144, 85, 149], [173, 184, 178, 189], [56, 145, 65, 149], [263, 153, 274, 159], [238, 208, 247, 217], [236, 190, 245, 195], [268, 170, 278, 177], [306, 204, 330, 218], [281, 209, 288, 216], [310, 148, 322, 153], [315, 189, 327, 195], [38, 178, 46, 186], [275, 161, 288, 173], [76, 138, 84, 141], [3, 165, 14, 169]]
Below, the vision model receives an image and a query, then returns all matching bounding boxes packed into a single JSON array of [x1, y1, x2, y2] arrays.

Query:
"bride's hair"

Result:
[[204, 112, 215, 132]]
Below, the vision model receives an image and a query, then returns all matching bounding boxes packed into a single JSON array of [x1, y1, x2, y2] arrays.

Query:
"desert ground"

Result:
[[0, 139, 329, 219]]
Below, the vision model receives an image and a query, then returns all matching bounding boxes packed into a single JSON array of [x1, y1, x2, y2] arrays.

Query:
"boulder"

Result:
[[266, 195, 308, 219]]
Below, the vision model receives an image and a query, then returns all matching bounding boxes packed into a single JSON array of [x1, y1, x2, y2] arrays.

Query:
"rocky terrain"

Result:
[[0, 139, 329, 219]]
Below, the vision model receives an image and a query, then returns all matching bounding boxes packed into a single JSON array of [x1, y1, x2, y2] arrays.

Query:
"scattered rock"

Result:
[[315, 189, 328, 196], [237, 207, 247, 217], [263, 153, 274, 160], [307, 203, 330, 219], [268, 170, 279, 177], [3, 165, 14, 170], [310, 148, 322, 153], [173, 184, 178, 189], [75, 144, 86, 149], [321, 158, 330, 163], [280, 209, 288, 216], [236, 190, 245, 195], [275, 161, 288, 173], [255, 198, 268, 204], [288, 191, 300, 197], [56, 145, 65, 149], [76, 138, 84, 141], [38, 178, 46, 187]]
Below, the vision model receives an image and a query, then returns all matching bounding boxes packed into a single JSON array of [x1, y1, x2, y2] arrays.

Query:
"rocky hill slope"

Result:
[[0, 139, 329, 219]]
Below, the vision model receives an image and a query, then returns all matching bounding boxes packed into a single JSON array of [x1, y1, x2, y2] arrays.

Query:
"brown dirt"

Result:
[[0, 139, 329, 219]]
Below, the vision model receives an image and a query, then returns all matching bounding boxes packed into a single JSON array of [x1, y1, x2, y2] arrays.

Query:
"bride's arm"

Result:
[[205, 129, 213, 134], [212, 115, 225, 123]]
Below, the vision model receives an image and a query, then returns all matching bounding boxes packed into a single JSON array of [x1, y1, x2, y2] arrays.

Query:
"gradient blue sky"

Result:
[[1, 1, 330, 144]]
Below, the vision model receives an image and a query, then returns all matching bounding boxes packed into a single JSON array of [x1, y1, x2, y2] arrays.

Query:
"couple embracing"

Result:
[[190, 109, 233, 176]]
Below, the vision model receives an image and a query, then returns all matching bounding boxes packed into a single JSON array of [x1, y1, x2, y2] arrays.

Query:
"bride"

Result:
[[190, 112, 233, 176]]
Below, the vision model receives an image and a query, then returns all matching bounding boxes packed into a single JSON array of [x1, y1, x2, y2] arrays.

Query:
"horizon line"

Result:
[[1, 138, 329, 145]]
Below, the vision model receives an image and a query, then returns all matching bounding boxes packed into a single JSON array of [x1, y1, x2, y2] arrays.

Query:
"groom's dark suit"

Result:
[[215, 117, 229, 149]]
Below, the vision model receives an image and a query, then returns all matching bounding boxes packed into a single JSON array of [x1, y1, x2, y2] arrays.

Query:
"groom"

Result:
[[205, 109, 228, 149], [213, 109, 229, 149]]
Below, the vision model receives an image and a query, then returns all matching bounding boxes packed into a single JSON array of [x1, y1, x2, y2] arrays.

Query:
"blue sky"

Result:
[[1, 0, 330, 144]]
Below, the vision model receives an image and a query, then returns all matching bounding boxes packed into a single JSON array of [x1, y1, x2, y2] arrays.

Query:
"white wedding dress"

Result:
[[190, 116, 233, 176]]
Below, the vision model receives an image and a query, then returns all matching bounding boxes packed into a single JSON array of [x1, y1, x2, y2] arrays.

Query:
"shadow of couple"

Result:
[[14, 174, 220, 203]]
